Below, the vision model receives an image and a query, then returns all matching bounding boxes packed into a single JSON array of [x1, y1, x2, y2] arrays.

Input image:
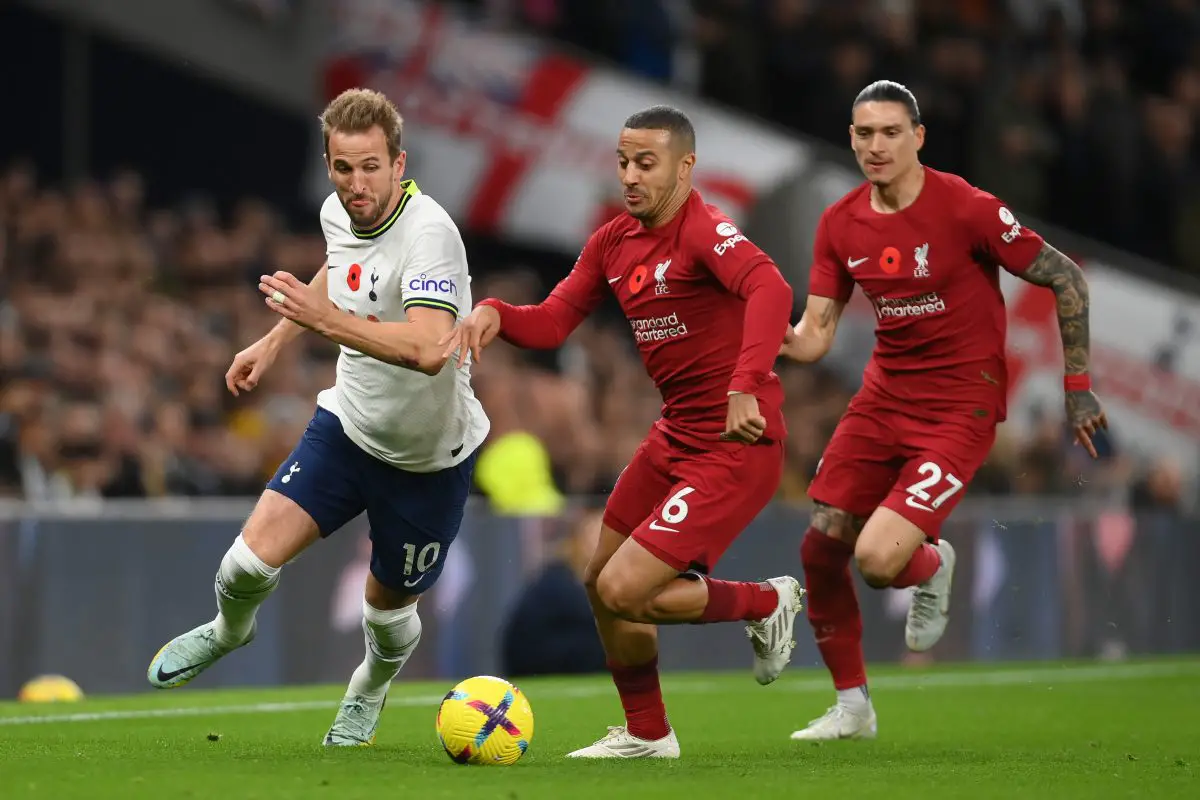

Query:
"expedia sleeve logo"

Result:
[[998, 207, 1023, 244], [712, 222, 748, 256]]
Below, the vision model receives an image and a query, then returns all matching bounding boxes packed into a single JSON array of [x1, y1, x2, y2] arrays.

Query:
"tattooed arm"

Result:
[[779, 295, 846, 363], [1017, 242, 1109, 456]]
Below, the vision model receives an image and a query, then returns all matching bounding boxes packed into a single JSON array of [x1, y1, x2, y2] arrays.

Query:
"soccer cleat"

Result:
[[746, 576, 806, 685], [146, 621, 255, 689], [790, 704, 878, 741], [324, 694, 387, 747], [905, 539, 957, 652], [565, 726, 681, 759]]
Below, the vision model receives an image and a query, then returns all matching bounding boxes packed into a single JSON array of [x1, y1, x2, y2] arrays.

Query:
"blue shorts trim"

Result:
[[267, 407, 477, 594]]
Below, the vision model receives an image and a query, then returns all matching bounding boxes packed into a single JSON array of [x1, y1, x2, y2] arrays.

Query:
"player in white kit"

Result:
[[147, 89, 489, 747]]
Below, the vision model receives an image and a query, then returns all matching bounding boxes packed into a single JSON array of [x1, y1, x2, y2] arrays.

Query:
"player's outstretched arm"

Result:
[[779, 294, 846, 364], [441, 235, 609, 368], [259, 268, 452, 375], [1017, 242, 1108, 456], [227, 262, 328, 395]]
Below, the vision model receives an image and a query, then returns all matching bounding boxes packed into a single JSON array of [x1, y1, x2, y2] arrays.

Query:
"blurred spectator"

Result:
[[499, 506, 607, 677], [511, 0, 1200, 280]]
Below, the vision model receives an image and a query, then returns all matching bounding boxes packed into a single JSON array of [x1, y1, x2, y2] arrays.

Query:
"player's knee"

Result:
[[854, 546, 903, 589], [595, 569, 650, 621], [241, 491, 321, 568], [810, 505, 860, 544]]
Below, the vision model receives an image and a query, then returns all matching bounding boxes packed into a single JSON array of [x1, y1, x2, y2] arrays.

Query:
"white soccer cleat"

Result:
[[146, 621, 255, 689], [565, 726, 681, 759], [746, 576, 806, 685], [790, 704, 878, 741], [324, 694, 386, 747], [905, 539, 957, 652]]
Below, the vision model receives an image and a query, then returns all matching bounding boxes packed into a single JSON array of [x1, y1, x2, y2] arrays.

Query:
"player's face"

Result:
[[326, 125, 406, 228], [849, 102, 924, 186], [616, 128, 694, 222]]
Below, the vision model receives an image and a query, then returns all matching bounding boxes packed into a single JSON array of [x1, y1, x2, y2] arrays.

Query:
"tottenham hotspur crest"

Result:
[[913, 243, 930, 278]]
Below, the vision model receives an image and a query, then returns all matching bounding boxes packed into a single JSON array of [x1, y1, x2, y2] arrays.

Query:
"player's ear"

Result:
[[678, 152, 696, 181], [393, 150, 407, 179], [914, 124, 925, 151]]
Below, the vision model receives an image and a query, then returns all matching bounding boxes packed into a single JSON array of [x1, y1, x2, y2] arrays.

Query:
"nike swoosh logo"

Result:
[[450, 443, 464, 457], [327, 264, 343, 269], [648, 520, 678, 532], [156, 660, 212, 683], [847, 257, 868, 268], [608, 276, 622, 284], [905, 496, 935, 512]]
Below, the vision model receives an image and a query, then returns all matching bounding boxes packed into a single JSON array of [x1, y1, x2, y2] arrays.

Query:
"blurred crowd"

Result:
[[469, 0, 1200, 279], [0, 162, 1187, 514]]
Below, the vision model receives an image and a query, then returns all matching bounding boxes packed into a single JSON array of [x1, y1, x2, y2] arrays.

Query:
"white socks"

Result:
[[838, 685, 872, 712], [212, 534, 280, 648], [345, 600, 422, 701]]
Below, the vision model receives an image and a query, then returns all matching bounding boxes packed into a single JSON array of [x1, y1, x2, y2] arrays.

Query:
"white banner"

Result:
[[320, 0, 809, 251]]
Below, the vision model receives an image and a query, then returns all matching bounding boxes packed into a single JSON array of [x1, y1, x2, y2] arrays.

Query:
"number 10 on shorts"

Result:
[[649, 486, 694, 532], [904, 461, 963, 513], [401, 542, 440, 587]]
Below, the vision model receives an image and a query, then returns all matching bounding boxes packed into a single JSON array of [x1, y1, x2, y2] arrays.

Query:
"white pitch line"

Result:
[[1, 661, 1195, 727]]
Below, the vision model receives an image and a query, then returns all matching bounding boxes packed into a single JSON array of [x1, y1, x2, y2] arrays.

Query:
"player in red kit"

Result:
[[779, 81, 1108, 741], [442, 106, 805, 758]]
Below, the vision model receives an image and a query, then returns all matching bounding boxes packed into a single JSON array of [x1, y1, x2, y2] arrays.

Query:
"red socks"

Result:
[[608, 656, 670, 741], [699, 579, 779, 622], [890, 543, 941, 588], [800, 528, 867, 690]]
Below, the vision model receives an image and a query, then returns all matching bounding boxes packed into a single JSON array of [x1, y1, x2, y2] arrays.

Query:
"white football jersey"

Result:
[[316, 180, 489, 472]]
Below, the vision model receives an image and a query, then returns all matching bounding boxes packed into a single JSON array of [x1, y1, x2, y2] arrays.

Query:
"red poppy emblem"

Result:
[[627, 265, 649, 294], [348, 263, 362, 291], [879, 247, 900, 274]]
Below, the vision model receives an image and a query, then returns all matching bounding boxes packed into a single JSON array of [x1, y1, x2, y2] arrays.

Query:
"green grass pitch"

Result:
[[1, 659, 1196, 799]]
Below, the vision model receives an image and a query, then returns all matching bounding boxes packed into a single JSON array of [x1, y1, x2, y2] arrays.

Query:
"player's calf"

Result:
[[147, 532, 278, 690], [325, 598, 421, 746]]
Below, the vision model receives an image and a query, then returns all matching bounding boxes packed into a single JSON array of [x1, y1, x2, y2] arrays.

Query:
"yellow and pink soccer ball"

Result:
[[436, 675, 534, 765]]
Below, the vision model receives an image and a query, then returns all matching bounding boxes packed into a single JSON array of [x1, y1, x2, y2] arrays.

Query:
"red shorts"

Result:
[[603, 425, 784, 572], [807, 392, 996, 540]]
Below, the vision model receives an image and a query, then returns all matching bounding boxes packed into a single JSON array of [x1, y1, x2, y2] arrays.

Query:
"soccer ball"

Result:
[[436, 675, 534, 765], [18, 674, 84, 703]]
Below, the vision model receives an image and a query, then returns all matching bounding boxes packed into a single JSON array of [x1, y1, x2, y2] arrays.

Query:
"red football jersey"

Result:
[[546, 190, 787, 448], [809, 167, 1045, 422]]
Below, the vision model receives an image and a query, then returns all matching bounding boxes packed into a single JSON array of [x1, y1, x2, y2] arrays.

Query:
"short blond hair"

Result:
[[319, 88, 404, 161]]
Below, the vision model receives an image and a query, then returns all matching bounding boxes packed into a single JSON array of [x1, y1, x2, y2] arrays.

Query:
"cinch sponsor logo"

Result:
[[713, 233, 747, 256], [408, 273, 458, 295], [873, 291, 947, 319], [629, 312, 689, 343]]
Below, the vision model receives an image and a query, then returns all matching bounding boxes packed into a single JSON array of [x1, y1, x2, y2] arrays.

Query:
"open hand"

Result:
[[1065, 390, 1108, 458], [439, 305, 501, 369]]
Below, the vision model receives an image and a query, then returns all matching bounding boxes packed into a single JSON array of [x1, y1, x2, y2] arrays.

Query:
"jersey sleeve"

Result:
[[399, 222, 468, 318], [808, 210, 854, 301], [546, 228, 610, 314], [690, 215, 774, 296], [478, 227, 608, 349], [958, 186, 1045, 275]]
